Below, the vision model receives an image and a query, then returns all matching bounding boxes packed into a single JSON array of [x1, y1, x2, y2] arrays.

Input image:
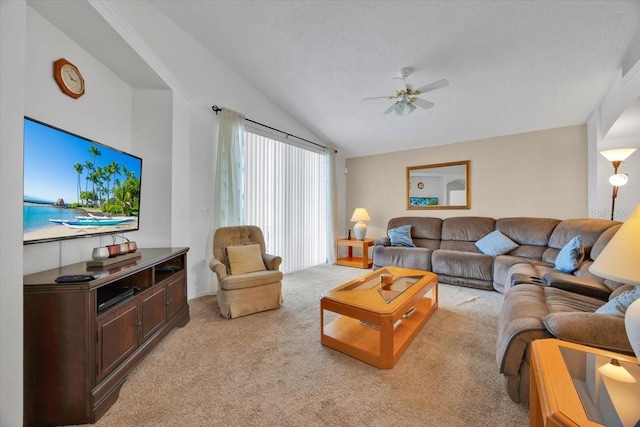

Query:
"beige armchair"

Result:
[[209, 225, 283, 318]]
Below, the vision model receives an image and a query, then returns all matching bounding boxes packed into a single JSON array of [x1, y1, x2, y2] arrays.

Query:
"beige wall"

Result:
[[345, 125, 588, 240]]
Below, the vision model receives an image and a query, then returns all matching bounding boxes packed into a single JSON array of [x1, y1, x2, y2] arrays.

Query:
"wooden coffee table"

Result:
[[320, 266, 438, 369]]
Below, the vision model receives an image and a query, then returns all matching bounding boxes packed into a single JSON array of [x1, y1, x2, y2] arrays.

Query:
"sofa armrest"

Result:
[[543, 272, 611, 300], [543, 312, 633, 355], [374, 237, 390, 246], [209, 258, 228, 280], [263, 253, 282, 271]]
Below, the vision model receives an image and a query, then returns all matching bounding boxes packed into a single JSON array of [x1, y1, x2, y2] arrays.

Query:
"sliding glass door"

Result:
[[244, 132, 327, 273]]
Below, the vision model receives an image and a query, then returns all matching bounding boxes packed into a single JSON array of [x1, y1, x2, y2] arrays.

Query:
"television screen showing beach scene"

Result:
[[23, 117, 142, 244]]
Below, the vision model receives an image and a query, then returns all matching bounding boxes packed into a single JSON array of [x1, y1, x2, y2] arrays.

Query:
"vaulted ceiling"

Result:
[[150, 1, 640, 158]]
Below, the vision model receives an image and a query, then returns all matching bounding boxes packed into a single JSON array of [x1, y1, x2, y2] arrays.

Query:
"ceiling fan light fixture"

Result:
[[394, 100, 416, 115], [364, 69, 448, 115]]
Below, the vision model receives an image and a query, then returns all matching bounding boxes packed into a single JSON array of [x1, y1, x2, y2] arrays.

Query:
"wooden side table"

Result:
[[530, 339, 639, 427], [336, 238, 374, 268]]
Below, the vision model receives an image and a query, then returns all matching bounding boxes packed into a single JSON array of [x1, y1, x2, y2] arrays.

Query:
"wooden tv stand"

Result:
[[23, 247, 190, 426]]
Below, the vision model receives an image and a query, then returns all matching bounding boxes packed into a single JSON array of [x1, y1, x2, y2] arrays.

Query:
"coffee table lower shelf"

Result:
[[321, 296, 436, 369]]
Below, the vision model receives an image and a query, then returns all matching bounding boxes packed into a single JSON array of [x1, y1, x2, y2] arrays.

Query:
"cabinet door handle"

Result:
[[135, 321, 142, 327]]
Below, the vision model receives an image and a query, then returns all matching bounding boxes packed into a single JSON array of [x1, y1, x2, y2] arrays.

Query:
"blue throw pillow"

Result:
[[555, 236, 584, 273], [596, 287, 640, 317], [388, 224, 415, 247], [475, 230, 519, 256]]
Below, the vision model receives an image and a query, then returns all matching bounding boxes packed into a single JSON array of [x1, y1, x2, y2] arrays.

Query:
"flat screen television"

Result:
[[23, 117, 142, 244]]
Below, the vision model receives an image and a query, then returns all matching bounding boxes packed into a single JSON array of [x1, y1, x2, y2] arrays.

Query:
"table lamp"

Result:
[[589, 203, 640, 359], [350, 208, 371, 240]]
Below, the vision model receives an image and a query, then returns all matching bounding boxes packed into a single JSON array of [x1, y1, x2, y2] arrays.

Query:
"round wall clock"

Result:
[[53, 58, 85, 99], [417, 182, 424, 189]]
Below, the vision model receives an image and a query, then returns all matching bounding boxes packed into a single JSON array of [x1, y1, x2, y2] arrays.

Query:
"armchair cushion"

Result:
[[226, 243, 266, 275], [220, 270, 284, 291]]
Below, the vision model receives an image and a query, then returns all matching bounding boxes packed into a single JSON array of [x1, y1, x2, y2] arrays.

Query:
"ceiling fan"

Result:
[[364, 68, 449, 115]]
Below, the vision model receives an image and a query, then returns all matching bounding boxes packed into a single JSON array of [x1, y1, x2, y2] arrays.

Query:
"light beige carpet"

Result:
[[80, 264, 528, 427]]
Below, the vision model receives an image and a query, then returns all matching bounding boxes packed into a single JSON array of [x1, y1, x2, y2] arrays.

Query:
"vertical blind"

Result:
[[244, 132, 327, 273]]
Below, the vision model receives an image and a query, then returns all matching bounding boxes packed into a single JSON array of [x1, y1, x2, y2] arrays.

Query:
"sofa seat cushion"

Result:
[[220, 270, 283, 290], [372, 246, 433, 271], [543, 286, 604, 313], [431, 249, 493, 281]]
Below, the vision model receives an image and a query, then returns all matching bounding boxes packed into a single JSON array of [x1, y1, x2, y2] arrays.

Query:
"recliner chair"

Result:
[[209, 225, 283, 318]]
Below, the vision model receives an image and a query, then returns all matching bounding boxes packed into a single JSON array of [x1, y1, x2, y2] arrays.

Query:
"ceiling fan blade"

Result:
[[414, 79, 449, 94], [383, 103, 396, 114], [393, 76, 408, 91], [363, 96, 394, 100], [413, 98, 435, 110]]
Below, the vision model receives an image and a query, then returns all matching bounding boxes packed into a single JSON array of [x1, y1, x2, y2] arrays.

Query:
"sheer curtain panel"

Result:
[[325, 147, 338, 264], [213, 109, 246, 229]]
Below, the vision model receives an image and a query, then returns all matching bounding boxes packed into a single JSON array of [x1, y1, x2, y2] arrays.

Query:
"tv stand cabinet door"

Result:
[[165, 271, 187, 320], [140, 285, 167, 341], [96, 300, 139, 382]]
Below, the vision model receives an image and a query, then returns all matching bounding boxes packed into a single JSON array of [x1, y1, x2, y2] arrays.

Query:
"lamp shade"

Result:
[[600, 148, 637, 162], [350, 208, 371, 240], [350, 208, 371, 222], [609, 173, 629, 186], [589, 203, 640, 285], [598, 358, 636, 383], [590, 204, 640, 361]]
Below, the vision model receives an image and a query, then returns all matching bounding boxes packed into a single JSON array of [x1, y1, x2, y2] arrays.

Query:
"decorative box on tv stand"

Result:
[[86, 252, 142, 269]]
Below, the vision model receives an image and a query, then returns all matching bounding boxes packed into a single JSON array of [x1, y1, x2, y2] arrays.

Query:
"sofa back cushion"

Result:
[[574, 224, 624, 290], [440, 217, 495, 252], [388, 217, 442, 250], [590, 223, 621, 261], [495, 217, 560, 260], [543, 218, 620, 264]]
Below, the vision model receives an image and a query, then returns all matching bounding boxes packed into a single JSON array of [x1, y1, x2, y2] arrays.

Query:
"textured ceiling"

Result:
[[149, 0, 640, 158]]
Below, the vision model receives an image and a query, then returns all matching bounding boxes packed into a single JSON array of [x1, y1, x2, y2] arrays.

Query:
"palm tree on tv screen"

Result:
[[73, 162, 84, 205], [89, 145, 101, 198]]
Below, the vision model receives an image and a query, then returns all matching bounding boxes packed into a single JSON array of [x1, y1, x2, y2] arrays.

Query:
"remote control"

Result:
[[55, 274, 97, 283]]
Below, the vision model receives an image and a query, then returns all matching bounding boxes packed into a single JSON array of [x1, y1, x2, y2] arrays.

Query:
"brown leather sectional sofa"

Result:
[[372, 215, 634, 404]]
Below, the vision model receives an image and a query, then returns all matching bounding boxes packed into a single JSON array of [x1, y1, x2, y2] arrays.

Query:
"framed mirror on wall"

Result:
[[406, 160, 471, 209]]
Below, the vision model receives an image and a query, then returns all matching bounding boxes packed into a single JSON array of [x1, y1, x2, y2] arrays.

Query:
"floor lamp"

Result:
[[600, 148, 636, 220]]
